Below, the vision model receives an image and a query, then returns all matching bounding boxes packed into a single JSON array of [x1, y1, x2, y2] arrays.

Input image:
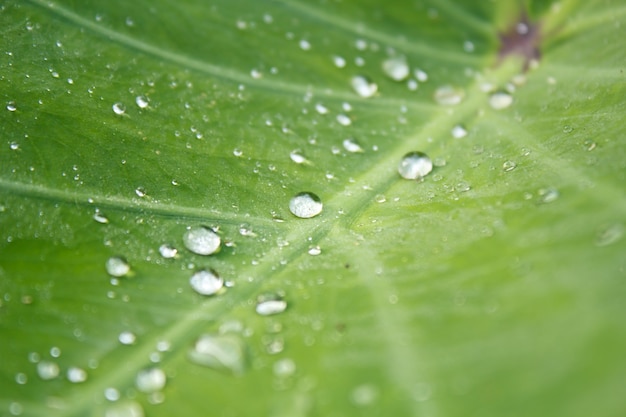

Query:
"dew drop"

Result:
[[15, 373, 27, 385], [308, 245, 322, 256], [112, 102, 126, 115], [583, 139, 597, 151], [414, 68, 428, 82], [36, 361, 59, 380], [158, 244, 177, 259], [105, 256, 130, 277], [350, 75, 378, 98], [256, 293, 287, 316], [332, 55, 346, 68], [434, 85, 464, 105], [289, 192, 323, 218], [135, 96, 149, 109], [563, 125, 574, 134], [93, 210, 109, 224], [9, 403, 23, 416], [502, 160, 517, 172], [336, 114, 352, 126], [183, 226, 221, 255], [233, 148, 243, 157], [451, 124, 468, 139], [456, 181, 471, 192], [104, 401, 144, 417], [134, 187, 146, 198], [135, 368, 166, 393], [351, 384, 378, 406], [273, 358, 296, 377], [289, 149, 308, 164], [375, 194, 386, 203], [10, 142, 19, 150], [299, 39, 311, 50], [189, 269, 224, 296], [67, 367, 87, 383], [188, 333, 246, 374], [398, 151, 433, 180], [489, 91, 513, 110], [537, 187, 559, 204], [118, 331, 136, 345], [6, 101, 17, 112], [382, 56, 409, 81], [314, 103, 329, 114], [343, 138, 363, 153], [104, 387, 120, 401], [594, 223, 624, 247]]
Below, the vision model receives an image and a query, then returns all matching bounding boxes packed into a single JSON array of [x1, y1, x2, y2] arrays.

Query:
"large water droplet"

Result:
[[350, 76, 377, 98], [398, 152, 433, 180], [382, 56, 409, 81], [67, 367, 88, 383], [36, 361, 59, 380], [489, 92, 513, 110], [135, 368, 166, 393], [158, 244, 177, 259], [188, 334, 246, 375], [434, 85, 464, 105], [112, 102, 126, 115], [189, 269, 223, 296], [256, 293, 287, 316], [105, 256, 130, 277], [183, 226, 221, 255], [7, 101, 17, 112], [118, 331, 136, 345], [343, 138, 364, 153], [289, 192, 323, 218], [135, 96, 149, 109], [104, 401, 144, 417]]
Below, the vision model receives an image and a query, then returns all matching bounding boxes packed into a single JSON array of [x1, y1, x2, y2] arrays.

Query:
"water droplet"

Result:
[[351, 384, 378, 406], [158, 244, 177, 259], [67, 367, 87, 383], [407, 79, 418, 91], [118, 331, 136, 345], [350, 75, 377, 98], [502, 160, 517, 172], [489, 91, 513, 110], [104, 387, 120, 401], [308, 245, 321, 256], [9, 402, 23, 416], [188, 333, 246, 374], [36, 361, 59, 380], [456, 181, 471, 192], [183, 226, 221, 255], [6, 101, 17, 112], [299, 39, 311, 50], [105, 256, 130, 277], [563, 125, 574, 134], [336, 114, 352, 126], [256, 293, 287, 316], [332, 55, 346, 68], [414, 68, 428, 82], [104, 401, 144, 417], [463, 40, 475, 53], [135, 96, 149, 109], [50, 346, 61, 358], [434, 85, 464, 105], [15, 373, 27, 385], [594, 223, 624, 247], [382, 56, 409, 81], [315, 103, 329, 114], [273, 358, 296, 377], [189, 269, 224, 296], [451, 124, 468, 139], [537, 187, 559, 204], [398, 151, 433, 180], [112, 102, 126, 115], [289, 192, 323, 218], [289, 149, 309, 164], [343, 138, 363, 153], [10, 142, 19, 150], [135, 368, 166, 393], [583, 139, 597, 151], [93, 210, 109, 224], [375, 194, 386, 203], [134, 187, 146, 198]]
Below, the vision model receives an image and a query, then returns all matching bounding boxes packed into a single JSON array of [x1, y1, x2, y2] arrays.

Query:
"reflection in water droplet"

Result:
[[104, 401, 144, 417], [106, 256, 130, 277], [489, 92, 513, 110], [451, 125, 467, 139], [398, 152, 433, 180], [502, 160, 517, 172], [595, 223, 624, 247], [183, 226, 221, 255], [135, 96, 149, 109], [343, 138, 363, 153], [188, 334, 246, 375], [67, 367, 88, 383], [15, 373, 27, 385], [434, 85, 464, 105], [537, 188, 559, 204], [37, 361, 59, 380], [382, 56, 409, 81], [289, 192, 323, 218], [112, 102, 126, 115], [189, 269, 224, 296], [136, 368, 166, 393], [350, 75, 377, 98], [256, 293, 287, 316], [158, 244, 177, 259]]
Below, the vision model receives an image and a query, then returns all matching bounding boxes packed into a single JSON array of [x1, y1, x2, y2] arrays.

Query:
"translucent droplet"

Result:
[[332, 55, 346, 68], [308, 245, 322, 256], [414, 68, 428, 82], [9, 402, 23, 416], [343, 138, 363, 153], [158, 244, 177, 259], [537, 188, 559, 204], [299, 39, 311, 51], [289, 192, 323, 218], [104, 401, 144, 417], [583, 139, 597, 151], [398, 152, 433, 180], [463, 40, 475, 53], [594, 223, 624, 247], [50, 346, 61, 358], [93, 210, 109, 224], [135, 368, 166, 393], [112, 102, 126, 115], [350, 75, 377, 98], [289, 149, 308, 164], [273, 358, 296, 377], [382, 56, 409, 81], [563, 125, 574, 133], [188, 334, 246, 375], [36, 361, 59, 380], [15, 373, 27, 385], [104, 387, 120, 401], [489, 91, 513, 110], [375, 194, 386, 203], [456, 181, 471, 192], [105, 256, 130, 277], [256, 293, 287, 316], [183, 226, 221, 255], [502, 160, 517, 172], [135, 96, 149, 109], [434, 85, 464, 105], [451, 124, 468, 139], [189, 269, 223, 296], [336, 114, 351, 126], [10, 142, 19, 150], [315, 103, 329, 114], [6, 101, 17, 112], [134, 187, 146, 198], [67, 367, 87, 383], [118, 331, 136, 345], [407, 79, 418, 91]]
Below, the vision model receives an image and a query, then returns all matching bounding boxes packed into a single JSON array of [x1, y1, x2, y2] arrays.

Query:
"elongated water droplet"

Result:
[[183, 226, 221, 255], [350, 75, 377, 98], [256, 293, 287, 316], [37, 361, 59, 380], [398, 152, 433, 180], [189, 269, 223, 296], [343, 138, 363, 153], [105, 256, 130, 277], [112, 102, 126, 115], [188, 334, 247, 375], [289, 149, 309, 164], [315, 103, 329, 114], [289, 192, 323, 218], [93, 210, 109, 224], [489, 91, 513, 110], [382, 56, 409, 81], [67, 367, 87, 383], [135, 368, 166, 393], [434, 85, 464, 105]]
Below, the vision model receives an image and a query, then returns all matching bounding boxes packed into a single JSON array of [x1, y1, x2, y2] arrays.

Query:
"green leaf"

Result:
[[1, 0, 625, 416]]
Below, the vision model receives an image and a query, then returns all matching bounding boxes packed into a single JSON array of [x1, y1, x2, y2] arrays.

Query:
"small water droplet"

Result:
[[434, 85, 464, 105], [189, 269, 224, 296], [289, 192, 323, 218], [414, 68, 428, 82], [382, 56, 409, 81], [6, 101, 17, 112], [15, 373, 27, 385], [463, 40, 475, 53], [350, 75, 378, 98], [135, 96, 149, 109], [250, 68, 262, 79], [188, 333, 247, 374], [299, 39, 311, 50], [158, 244, 177, 259], [398, 151, 433, 180], [256, 293, 287, 316], [9, 402, 23, 416], [308, 245, 322, 256], [407, 79, 418, 91], [273, 358, 296, 377], [451, 124, 468, 139], [332, 55, 346, 68], [343, 138, 363, 153], [233, 148, 243, 157], [315, 103, 329, 114], [104, 401, 144, 417], [489, 91, 513, 110], [456, 181, 471, 192], [583, 139, 596, 151], [183, 226, 221, 255], [594, 223, 624, 247], [105, 256, 130, 277], [10, 142, 19, 150], [93, 210, 109, 224], [134, 187, 146, 198], [67, 367, 88, 383], [112, 102, 126, 115], [375, 194, 386, 203], [50, 346, 61, 358], [537, 187, 559, 204], [289, 149, 309, 164], [118, 331, 136, 345], [502, 160, 517, 172], [36, 361, 59, 380], [563, 125, 574, 133], [336, 114, 352, 126], [135, 368, 166, 393]]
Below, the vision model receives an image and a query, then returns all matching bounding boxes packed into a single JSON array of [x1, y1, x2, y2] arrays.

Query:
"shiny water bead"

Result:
[[398, 152, 433, 180], [105, 256, 130, 277], [189, 269, 224, 296], [188, 334, 247, 374], [382, 56, 409, 81], [350, 75, 377, 98], [183, 226, 221, 255], [289, 192, 323, 218]]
